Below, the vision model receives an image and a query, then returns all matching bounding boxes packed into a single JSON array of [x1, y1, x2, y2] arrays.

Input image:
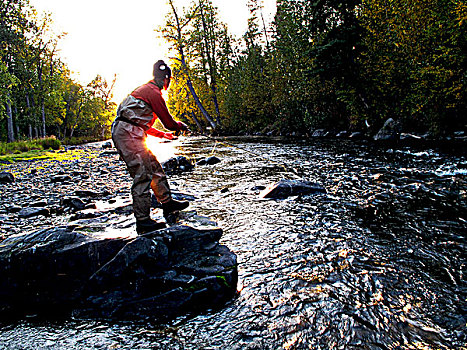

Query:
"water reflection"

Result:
[[145, 135, 185, 163]]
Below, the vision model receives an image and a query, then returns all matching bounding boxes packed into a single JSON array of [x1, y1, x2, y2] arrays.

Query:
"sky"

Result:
[[28, 0, 276, 103]]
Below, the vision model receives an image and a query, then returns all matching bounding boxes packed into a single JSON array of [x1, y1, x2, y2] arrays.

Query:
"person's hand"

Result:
[[163, 132, 177, 140]]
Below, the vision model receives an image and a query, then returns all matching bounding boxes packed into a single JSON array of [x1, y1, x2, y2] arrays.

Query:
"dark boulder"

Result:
[[75, 190, 108, 198], [0, 172, 14, 183], [260, 179, 326, 199], [100, 150, 119, 156], [162, 156, 194, 174], [18, 207, 50, 218], [374, 118, 401, 141], [336, 131, 350, 138], [61, 197, 87, 211], [102, 141, 113, 149], [350, 132, 365, 139], [0, 223, 237, 321], [197, 156, 221, 166], [51, 175, 72, 183], [400, 133, 425, 141]]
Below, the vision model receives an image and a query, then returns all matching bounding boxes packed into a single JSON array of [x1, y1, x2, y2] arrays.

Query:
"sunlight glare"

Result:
[[145, 135, 178, 163], [161, 88, 169, 101]]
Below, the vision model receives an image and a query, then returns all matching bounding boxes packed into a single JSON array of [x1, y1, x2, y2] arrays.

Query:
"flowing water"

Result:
[[1, 137, 465, 349]]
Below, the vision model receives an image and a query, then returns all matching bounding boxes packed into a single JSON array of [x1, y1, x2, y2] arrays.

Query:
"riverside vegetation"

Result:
[[1, 0, 466, 144]]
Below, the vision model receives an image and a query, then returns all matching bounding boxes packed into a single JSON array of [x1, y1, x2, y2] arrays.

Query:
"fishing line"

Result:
[[202, 134, 301, 179]]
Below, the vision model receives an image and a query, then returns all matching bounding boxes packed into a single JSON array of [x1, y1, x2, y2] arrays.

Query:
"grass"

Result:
[[0, 137, 62, 163], [0, 137, 61, 154], [0, 136, 113, 164]]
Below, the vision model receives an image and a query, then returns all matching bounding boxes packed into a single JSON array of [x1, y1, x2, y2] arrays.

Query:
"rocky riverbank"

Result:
[[0, 140, 238, 320]]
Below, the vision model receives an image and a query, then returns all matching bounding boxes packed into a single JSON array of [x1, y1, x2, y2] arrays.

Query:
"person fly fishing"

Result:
[[111, 60, 189, 234]]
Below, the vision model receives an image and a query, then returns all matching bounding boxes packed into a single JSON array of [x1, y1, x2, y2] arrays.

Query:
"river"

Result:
[[0, 136, 465, 349]]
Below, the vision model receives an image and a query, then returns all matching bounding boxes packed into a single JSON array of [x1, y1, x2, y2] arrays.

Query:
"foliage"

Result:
[[162, 0, 465, 136], [2, 0, 465, 141], [358, 0, 467, 134], [0, 0, 116, 143], [0, 136, 61, 155]]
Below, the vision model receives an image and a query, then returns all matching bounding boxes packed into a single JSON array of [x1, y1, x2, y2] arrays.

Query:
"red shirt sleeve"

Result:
[[131, 82, 180, 131], [146, 128, 166, 138]]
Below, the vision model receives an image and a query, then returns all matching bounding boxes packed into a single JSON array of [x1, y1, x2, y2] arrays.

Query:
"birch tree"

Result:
[[160, 0, 217, 130]]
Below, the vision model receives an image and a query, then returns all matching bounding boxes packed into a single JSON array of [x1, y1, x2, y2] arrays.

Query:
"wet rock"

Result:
[[30, 200, 47, 208], [18, 207, 50, 218], [336, 130, 350, 138], [312, 129, 328, 138], [61, 197, 86, 211], [251, 185, 266, 192], [51, 175, 72, 183], [102, 141, 113, 149], [400, 133, 424, 141], [260, 179, 326, 199], [8, 205, 22, 213], [350, 131, 366, 139], [374, 118, 401, 141], [197, 156, 221, 166], [75, 190, 105, 198], [100, 150, 119, 156], [0, 223, 237, 320], [162, 156, 194, 174], [0, 172, 14, 183]]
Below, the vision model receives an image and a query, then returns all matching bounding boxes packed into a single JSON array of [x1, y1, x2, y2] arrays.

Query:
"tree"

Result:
[[190, 0, 232, 125], [0, 0, 32, 141], [160, 0, 217, 131], [359, 0, 467, 134]]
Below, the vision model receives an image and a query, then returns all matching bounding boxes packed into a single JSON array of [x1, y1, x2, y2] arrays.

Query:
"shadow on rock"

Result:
[[0, 220, 238, 321]]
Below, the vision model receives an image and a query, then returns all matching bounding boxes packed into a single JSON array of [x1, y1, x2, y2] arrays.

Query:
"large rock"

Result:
[[0, 223, 237, 320], [374, 118, 401, 141], [162, 156, 194, 174], [18, 207, 50, 218], [197, 156, 221, 166], [260, 179, 326, 199], [0, 172, 14, 183]]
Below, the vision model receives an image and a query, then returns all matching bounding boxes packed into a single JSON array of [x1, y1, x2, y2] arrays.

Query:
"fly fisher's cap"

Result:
[[153, 60, 171, 80]]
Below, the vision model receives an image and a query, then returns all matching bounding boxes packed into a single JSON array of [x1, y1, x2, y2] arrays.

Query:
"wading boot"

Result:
[[136, 218, 166, 234], [162, 198, 189, 218]]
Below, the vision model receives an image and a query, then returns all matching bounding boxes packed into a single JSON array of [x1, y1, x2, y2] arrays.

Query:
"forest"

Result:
[[1, 0, 466, 143]]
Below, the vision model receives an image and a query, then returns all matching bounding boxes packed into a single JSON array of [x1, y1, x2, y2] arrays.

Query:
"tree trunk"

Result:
[[6, 98, 15, 143], [169, 0, 217, 130], [185, 77, 216, 129], [41, 101, 46, 137], [14, 105, 19, 140], [190, 111, 204, 133], [70, 98, 85, 138], [199, 1, 221, 124], [260, 10, 270, 50]]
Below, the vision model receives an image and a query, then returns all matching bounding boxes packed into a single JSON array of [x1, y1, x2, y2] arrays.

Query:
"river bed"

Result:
[[0, 136, 465, 349]]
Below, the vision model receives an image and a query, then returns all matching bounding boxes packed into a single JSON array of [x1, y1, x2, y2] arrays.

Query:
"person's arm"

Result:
[[147, 127, 176, 140], [147, 92, 187, 132]]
